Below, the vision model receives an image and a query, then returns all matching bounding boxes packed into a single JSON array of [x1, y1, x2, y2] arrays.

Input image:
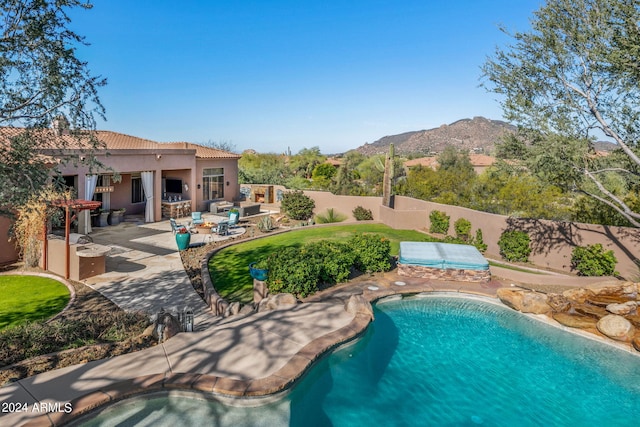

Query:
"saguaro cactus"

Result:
[[382, 144, 395, 207]]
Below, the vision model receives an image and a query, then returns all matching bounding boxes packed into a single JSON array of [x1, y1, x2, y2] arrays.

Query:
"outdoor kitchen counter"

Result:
[[161, 200, 191, 219]]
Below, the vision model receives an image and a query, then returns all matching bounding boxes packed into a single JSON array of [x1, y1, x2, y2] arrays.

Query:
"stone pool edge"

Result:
[[25, 285, 507, 426]]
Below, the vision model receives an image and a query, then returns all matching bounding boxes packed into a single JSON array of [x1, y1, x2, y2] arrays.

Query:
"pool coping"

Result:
[[24, 280, 495, 426], [22, 283, 640, 426]]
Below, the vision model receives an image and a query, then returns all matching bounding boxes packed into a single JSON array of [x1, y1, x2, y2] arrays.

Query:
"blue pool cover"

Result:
[[399, 242, 489, 271]]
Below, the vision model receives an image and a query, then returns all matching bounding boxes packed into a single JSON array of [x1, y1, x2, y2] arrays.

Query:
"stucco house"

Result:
[[0, 127, 241, 265]]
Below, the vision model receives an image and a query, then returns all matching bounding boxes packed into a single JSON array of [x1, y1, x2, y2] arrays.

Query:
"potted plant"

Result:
[[249, 259, 269, 281], [175, 227, 191, 251], [109, 208, 126, 225], [97, 209, 110, 227]]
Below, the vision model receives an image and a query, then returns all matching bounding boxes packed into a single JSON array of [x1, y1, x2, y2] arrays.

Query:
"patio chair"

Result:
[[215, 220, 229, 236], [169, 218, 184, 234], [191, 211, 204, 226], [227, 210, 240, 228]]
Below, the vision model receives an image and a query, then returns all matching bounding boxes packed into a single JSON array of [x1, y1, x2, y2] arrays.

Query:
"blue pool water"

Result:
[[80, 296, 640, 426]]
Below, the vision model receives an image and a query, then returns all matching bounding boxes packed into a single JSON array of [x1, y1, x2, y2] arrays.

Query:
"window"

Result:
[[203, 167, 224, 200], [131, 176, 143, 203]]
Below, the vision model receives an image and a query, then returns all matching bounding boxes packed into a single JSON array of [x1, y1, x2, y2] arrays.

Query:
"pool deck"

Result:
[[0, 220, 610, 426]]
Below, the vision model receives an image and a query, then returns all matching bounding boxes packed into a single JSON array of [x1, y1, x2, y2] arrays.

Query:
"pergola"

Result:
[[45, 199, 101, 279]]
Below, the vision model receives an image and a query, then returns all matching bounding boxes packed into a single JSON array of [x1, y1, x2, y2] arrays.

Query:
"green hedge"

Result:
[[498, 230, 531, 262], [429, 210, 450, 234], [263, 233, 391, 297], [571, 244, 617, 276]]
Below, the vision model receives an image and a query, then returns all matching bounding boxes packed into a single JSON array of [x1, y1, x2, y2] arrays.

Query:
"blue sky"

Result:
[[70, 0, 542, 154]]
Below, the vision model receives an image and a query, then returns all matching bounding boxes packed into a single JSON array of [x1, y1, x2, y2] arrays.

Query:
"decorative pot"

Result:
[[97, 211, 110, 227], [175, 232, 191, 251], [109, 209, 125, 225], [249, 262, 268, 281]]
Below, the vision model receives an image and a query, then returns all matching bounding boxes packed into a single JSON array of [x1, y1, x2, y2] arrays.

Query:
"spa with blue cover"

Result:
[[398, 242, 491, 282]]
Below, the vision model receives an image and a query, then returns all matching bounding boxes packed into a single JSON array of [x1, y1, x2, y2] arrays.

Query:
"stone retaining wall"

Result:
[[397, 263, 491, 283]]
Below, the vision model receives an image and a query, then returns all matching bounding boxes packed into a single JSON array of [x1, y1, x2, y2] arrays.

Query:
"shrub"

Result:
[[266, 247, 321, 297], [257, 216, 274, 232], [473, 229, 488, 253], [429, 210, 450, 234], [571, 244, 617, 276], [306, 240, 355, 284], [315, 208, 347, 224], [280, 190, 315, 220], [454, 217, 472, 242], [353, 206, 374, 221], [348, 233, 391, 273], [498, 230, 531, 262]]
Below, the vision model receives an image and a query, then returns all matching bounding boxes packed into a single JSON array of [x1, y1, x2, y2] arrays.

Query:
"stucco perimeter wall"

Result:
[[251, 188, 639, 278], [303, 190, 383, 221], [390, 196, 640, 279]]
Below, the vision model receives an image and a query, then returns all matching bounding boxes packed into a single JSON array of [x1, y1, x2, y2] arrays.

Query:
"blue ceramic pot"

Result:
[[249, 262, 268, 281], [175, 232, 191, 251]]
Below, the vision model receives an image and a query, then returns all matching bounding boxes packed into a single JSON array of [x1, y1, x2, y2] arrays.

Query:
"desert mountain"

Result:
[[356, 117, 516, 156], [354, 116, 617, 156]]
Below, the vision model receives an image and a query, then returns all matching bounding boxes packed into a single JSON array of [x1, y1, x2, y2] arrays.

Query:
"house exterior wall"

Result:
[[195, 158, 240, 212], [54, 150, 240, 221], [0, 216, 19, 265]]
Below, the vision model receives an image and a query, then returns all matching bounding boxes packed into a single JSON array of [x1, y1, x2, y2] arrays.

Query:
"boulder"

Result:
[[562, 288, 594, 304], [258, 293, 298, 312], [497, 288, 551, 314], [626, 314, 640, 328], [345, 294, 374, 321], [571, 303, 609, 319], [224, 302, 241, 317], [253, 279, 269, 304], [552, 312, 598, 330], [596, 315, 636, 342], [633, 334, 640, 352], [239, 303, 256, 316], [606, 301, 638, 316], [547, 293, 571, 312], [587, 281, 638, 306], [152, 311, 181, 342]]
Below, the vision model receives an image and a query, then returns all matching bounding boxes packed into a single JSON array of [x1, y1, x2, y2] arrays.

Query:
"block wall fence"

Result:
[[303, 191, 640, 280]]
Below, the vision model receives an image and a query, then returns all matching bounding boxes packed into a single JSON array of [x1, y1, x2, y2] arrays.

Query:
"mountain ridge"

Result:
[[355, 116, 515, 156], [354, 116, 617, 156]]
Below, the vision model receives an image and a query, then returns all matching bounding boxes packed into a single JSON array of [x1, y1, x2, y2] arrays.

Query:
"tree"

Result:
[[201, 139, 236, 152], [483, 0, 640, 227], [311, 163, 336, 189], [0, 0, 106, 216], [289, 146, 326, 179], [238, 151, 291, 185]]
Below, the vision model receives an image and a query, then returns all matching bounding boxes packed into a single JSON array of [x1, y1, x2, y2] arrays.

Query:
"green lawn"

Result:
[[0, 275, 70, 329], [208, 224, 438, 303]]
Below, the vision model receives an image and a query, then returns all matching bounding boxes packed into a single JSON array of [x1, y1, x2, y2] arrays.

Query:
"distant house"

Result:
[[0, 128, 241, 265], [403, 154, 496, 174]]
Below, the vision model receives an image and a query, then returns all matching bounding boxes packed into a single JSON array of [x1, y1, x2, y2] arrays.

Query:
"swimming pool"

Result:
[[78, 295, 640, 426]]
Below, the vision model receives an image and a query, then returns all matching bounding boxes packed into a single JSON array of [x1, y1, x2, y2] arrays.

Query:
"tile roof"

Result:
[[403, 157, 438, 168], [0, 127, 240, 159], [162, 142, 241, 159]]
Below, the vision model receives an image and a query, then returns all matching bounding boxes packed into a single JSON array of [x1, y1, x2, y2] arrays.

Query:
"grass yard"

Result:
[[209, 224, 438, 303], [0, 275, 70, 330]]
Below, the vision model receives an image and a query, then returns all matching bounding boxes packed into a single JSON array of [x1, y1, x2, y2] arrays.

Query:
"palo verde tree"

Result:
[[483, 0, 640, 227], [0, 0, 106, 217]]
